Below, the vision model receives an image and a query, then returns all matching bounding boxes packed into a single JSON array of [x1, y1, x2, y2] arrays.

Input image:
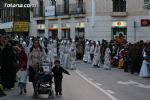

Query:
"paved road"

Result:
[[1, 61, 150, 100], [76, 61, 150, 100]]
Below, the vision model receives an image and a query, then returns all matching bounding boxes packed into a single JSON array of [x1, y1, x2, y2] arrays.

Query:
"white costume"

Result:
[[83, 42, 91, 63], [92, 43, 100, 67], [59, 41, 65, 65], [48, 40, 54, 64], [70, 40, 76, 70], [63, 41, 71, 69], [90, 44, 95, 63], [103, 47, 111, 70], [52, 40, 58, 59], [39, 37, 45, 49], [139, 50, 150, 77]]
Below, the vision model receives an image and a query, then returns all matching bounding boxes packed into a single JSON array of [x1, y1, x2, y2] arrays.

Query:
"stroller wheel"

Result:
[[33, 91, 39, 98], [48, 90, 54, 99]]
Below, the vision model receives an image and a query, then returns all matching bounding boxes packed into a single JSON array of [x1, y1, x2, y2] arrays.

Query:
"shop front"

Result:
[[48, 24, 58, 39], [12, 21, 29, 36], [61, 23, 70, 39], [75, 22, 85, 40], [37, 24, 45, 37], [112, 21, 127, 44]]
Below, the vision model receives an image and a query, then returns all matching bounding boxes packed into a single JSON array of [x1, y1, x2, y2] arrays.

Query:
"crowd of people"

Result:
[[0, 34, 76, 96], [83, 39, 150, 77], [0, 33, 150, 97]]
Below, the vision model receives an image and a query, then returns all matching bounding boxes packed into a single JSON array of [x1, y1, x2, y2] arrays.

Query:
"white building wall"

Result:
[[29, 0, 150, 43], [29, 19, 37, 36]]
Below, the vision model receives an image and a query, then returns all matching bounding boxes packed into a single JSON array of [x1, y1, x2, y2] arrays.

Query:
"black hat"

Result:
[[0, 29, 5, 35], [54, 60, 60, 64]]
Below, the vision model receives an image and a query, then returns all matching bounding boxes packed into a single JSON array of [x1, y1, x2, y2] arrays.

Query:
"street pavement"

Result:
[[1, 61, 150, 100]]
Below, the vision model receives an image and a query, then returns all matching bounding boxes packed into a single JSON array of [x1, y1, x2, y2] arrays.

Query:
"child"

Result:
[[52, 60, 70, 96], [16, 66, 28, 95]]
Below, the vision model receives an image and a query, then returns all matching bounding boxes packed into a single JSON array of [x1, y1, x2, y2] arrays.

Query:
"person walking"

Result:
[[92, 42, 100, 67], [52, 60, 70, 96], [28, 39, 47, 95], [16, 66, 28, 95], [1, 41, 17, 89], [103, 43, 111, 70]]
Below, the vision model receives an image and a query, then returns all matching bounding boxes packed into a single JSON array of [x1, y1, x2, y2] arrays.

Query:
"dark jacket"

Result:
[[52, 66, 70, 79]]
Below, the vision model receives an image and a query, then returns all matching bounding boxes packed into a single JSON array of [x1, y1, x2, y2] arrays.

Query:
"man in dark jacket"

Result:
[[128, 44, 142, 74], [52, 60, 70, 96]]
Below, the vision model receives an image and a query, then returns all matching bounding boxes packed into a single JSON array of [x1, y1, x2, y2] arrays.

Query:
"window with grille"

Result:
[[113, 0, 126, 12], [64, 0, 69, 14]]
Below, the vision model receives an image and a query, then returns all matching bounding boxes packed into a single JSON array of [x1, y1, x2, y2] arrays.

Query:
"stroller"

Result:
[[34, 62, 54, 99]]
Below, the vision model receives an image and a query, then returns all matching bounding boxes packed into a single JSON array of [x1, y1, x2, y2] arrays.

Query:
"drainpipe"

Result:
[[91, 0, 96, 27]]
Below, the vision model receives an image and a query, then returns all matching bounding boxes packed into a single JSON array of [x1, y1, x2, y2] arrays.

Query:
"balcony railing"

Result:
[[32, 2, 86, 17], [144, 0, 150, 8], [112, 6, 127, 17]]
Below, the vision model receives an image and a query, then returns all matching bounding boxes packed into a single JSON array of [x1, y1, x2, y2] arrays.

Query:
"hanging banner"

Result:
[[13, 21, 29, 32], [45, 6, 55, 17]]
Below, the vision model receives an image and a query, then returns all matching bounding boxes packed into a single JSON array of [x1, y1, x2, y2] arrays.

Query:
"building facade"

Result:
[[30, 0, 150, 42], [0, 0, 30, 36]]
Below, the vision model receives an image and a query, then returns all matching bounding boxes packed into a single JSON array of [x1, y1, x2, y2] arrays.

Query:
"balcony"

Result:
[[112, 12, 128, 17], [32, 2, 86, 17], [111, 6, 127, 17], [144, 0, 150, 8]]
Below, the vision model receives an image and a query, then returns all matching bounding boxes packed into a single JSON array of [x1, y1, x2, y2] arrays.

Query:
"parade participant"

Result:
[[139, 43, 150, 77], [52, 60, 70, 96], [16, 66, 28, 95], [59, 40, 64, 65], [28, 37, 33, 50], [47, 39, 54, 65], [52, 40, 58, 61], [1, 41, 17, 89], [90, 41, 95, 63], [92, 42, 100, 67], [118, 47, 125, 69], [103, 43, 111, 70], [28, 39, 47, 95], [39, 37, 45, 49], [100, 42, 106, 64], [83, 41, 91, 63], [70, 39, 76, 70], [63, 40, 71, 69], [128, 44, 142, 74]]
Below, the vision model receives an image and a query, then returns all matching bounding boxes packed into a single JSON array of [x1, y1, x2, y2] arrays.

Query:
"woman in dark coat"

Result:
[[1, 42, 17, 89]]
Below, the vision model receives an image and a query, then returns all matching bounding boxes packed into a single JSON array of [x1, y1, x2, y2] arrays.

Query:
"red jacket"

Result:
[[19, 50, 27, 68]]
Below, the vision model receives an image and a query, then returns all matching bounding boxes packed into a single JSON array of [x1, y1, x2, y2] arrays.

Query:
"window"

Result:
[[113, 0, 126, 12], [51, 0, 56, 5], [144, 0, 150, 4], [77, 0, 83, 13], [64, 0, 69, 14]]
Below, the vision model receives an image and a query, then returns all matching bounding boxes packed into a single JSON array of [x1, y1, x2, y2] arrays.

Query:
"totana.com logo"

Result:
[[4, 3, 37, 8]]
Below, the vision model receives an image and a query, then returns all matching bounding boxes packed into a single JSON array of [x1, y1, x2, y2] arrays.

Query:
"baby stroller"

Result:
[[34, 62, 54, 99]]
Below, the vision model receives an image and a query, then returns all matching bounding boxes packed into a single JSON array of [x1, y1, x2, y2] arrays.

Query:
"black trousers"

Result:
[[54, 79, 62, 93], [90, 54, 94, 61]]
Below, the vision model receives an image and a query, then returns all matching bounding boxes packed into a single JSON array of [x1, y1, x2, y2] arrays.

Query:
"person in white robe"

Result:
[[39, 37, 45, 49], [92, 42, 100, 67], [63, 40, 71, 69], [70, 39, 76, 70], [83, 41, 91, 63], [47, 40, 54, 65], [103, 45, 111, 70], [52, 40, 58, 61], [59, 40, 65, 65], [90, 42, 95, 63]]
